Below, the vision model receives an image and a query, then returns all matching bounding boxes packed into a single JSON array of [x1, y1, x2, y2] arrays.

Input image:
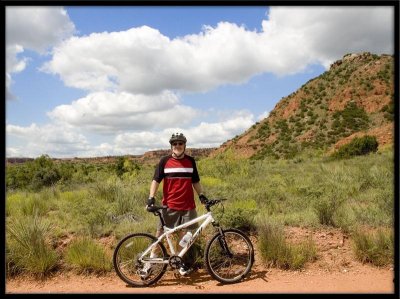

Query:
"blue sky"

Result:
[[6, 6, 394, 158]]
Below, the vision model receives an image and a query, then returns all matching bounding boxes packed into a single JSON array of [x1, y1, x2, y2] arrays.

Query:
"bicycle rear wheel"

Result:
[[113, 233, 168, 287], [204, 228, 254, 284]]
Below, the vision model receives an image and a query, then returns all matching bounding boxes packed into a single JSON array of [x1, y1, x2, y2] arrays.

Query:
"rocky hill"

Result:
[[214, 52, 394, 159]]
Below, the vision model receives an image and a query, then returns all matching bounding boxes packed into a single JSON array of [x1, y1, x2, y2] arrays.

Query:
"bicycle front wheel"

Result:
[[113, 233, 168, 287], [205, 228, 254, 284]]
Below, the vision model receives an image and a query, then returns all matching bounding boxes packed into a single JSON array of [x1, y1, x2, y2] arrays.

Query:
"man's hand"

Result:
[[199, 194, 208, 204], [147, 197, 155, 207]]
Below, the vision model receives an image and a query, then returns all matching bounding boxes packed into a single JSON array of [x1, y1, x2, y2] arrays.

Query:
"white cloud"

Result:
[[113, 131, 170, 154], [6, 45, 29, 100], [110, 111, 254, 154], [6, 6, 75, 53], [6, 6, 75, 100], [6, 111, 255, 157], [42, 7, 393, 95], [264, 7, 394, 69], [184, 111, 255, 147], [47, 91, 199, 134], [6, 123, 90, 158]]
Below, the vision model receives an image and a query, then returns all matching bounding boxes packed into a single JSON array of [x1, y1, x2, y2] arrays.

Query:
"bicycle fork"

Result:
[[216, 227, 233, 258]]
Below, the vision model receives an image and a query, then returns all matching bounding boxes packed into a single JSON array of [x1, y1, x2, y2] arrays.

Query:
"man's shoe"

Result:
[[179, 264, 193, 276]]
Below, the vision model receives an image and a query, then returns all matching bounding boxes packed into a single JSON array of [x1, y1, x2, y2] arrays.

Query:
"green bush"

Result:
[[332, 135, 378, 159], [352, 227, 393, 266], [65, 238, 112, 273], [314, 194, 345, 226], [216, 199, 258, 232], [6, 215, 58, 277], [257, 219, 317, 270], [331, 102, 369, 135]]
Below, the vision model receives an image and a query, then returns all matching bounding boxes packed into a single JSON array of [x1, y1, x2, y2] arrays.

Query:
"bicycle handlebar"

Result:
[[146, 205, 167, 213], [203, 198, 226, 211], [146, 198, 226, 213]]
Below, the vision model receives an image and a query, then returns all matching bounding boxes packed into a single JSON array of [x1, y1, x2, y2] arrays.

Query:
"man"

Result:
[[146, 133, 208, 276]]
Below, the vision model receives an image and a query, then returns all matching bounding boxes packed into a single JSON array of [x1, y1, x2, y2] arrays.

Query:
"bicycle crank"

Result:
[[168, 256, 183, 269]]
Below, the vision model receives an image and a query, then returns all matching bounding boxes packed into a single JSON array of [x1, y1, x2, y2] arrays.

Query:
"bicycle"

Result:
[[113, 198, 254, 287]]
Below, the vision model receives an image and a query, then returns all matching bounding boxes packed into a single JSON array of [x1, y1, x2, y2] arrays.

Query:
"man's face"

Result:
[[171, 141, 185, 156]]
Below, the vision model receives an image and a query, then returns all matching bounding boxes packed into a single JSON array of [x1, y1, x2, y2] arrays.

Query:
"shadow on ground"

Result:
[[127, 266, 269, 289]]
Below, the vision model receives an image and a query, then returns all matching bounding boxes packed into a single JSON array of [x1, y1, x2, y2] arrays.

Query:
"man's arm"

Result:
[[193, 182, 203, 196], [149, 180, 160, 198]]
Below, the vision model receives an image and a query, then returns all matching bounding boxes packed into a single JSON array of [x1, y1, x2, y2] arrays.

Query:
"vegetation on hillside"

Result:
[[226, 53, 394, 159], [331, 135, 379, 159]]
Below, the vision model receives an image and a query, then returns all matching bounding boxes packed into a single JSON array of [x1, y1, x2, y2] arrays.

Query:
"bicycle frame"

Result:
[[139, 211, 215, 265]]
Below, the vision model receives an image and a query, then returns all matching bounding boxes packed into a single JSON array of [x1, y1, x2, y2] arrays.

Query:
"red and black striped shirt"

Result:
[[153, 154, 200, 210]]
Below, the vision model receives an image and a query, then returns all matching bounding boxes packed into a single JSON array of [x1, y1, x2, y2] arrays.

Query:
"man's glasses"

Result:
[[172, 142, 184, 146]]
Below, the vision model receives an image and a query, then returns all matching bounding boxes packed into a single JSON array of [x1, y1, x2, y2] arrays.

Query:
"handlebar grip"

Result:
[[146, 205, 167, 212]]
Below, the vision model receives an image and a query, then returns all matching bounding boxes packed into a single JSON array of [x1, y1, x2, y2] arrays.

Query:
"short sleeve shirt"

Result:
[[153, 154, 200, 210]]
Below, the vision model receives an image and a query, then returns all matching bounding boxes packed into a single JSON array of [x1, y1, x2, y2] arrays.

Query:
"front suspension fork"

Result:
[[216, 227, 233, 258]]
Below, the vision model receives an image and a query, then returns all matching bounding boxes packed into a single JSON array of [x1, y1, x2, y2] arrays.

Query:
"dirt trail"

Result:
[[6, 263, 394, 294], [6, 227, 396, 294]]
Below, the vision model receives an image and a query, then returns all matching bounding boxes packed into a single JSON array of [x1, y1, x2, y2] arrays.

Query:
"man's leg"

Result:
[[178, 209, 198, 275]]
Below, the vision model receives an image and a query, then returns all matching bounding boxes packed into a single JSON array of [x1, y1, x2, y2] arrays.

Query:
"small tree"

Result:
[[31, 155, 61, 190], [115, 157, 125, 177]]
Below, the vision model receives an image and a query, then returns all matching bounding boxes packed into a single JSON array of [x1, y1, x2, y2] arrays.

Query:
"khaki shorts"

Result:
[[157, 208, 198, 233]]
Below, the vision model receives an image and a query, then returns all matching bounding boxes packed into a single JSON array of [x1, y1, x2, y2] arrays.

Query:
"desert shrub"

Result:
[[115, 156, 141, 177], [313, 193, 346, 226], [331, 102, 369, 135], [216, 199, 258, 232], [332, 135, 378, 159], [65, 238, 112, 273], [381, 101, 394, 121], [352, 227, 393, 266], [20, 194, 49, 217], [256, 218, 317, 270], [6, 164, 33, 190], [6, 215, 58, 277]]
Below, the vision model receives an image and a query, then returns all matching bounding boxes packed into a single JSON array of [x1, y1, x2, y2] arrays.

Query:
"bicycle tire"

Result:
[[204, 228, 254, 284], [113, 233, 168, 287]]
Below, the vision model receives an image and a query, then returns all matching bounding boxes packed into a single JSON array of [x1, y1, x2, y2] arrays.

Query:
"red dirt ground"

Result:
[[6, 227, 395, 294]]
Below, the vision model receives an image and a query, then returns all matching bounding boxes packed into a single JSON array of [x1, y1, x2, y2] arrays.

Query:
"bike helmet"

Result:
[[169, 133, 187, 145]]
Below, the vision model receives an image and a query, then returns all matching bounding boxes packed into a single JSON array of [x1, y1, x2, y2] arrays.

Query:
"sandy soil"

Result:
[[6, 227, 396, 294]]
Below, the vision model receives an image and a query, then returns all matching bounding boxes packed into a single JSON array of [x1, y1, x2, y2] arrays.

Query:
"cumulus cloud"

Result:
[[6, 123, 90, 158], [113, 131, 171, 154], [6, 6, 75, 53], [47, 91, 199, 134], [6, 45, 29, 100], [184, 111, 255, 147], [42, 7, 393, 95], [112, 110, 255, 154], [264, 6, 394, 69], [6, 111, 254, 157], [6, 6, 75, 100]]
